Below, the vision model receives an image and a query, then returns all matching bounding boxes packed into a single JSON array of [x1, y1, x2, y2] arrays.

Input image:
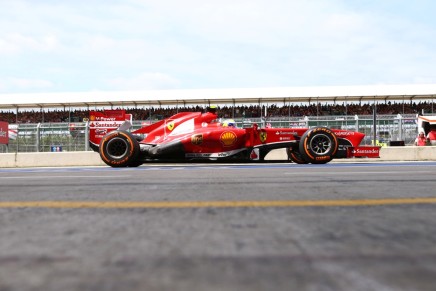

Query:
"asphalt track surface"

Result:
[[1, 161, 436, 291]]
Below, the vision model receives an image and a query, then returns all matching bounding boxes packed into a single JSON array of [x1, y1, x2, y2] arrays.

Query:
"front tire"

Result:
[[99, 130, 140, 167], [299, 127, 338, 164], [286, 148, 308, 164]]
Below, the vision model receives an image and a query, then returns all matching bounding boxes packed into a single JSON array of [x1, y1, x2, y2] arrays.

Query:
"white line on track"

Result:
[[284, 171, 433, 175], [0, 175, 131, 179]]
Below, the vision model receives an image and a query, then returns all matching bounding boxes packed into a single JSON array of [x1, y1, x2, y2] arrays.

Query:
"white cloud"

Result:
[[107, 72, 181, 90], [0, 0, 436, 93], [0, 78, 54, 91], [0, 33, 59, 54]]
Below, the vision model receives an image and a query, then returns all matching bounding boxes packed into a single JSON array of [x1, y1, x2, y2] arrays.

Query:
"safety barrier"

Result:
[[0, 152, 105, 168], [0, 114, 423, 154], [0, 147, 435, 168]]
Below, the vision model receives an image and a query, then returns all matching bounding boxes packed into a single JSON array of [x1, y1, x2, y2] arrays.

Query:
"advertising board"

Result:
[[0, 121, 9, 144]]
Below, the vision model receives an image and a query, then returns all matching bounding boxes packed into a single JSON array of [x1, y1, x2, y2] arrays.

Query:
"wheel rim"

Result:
[[106, 137, 128, 159], [309, 134, 332, 155]]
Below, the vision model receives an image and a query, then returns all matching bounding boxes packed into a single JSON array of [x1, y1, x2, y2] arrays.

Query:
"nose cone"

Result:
[[335, 130, 365, 146], [353, 131, 365, 145]]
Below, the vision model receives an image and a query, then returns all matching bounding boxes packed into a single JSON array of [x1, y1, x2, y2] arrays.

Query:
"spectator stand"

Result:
[[1, 84, 436, 152]]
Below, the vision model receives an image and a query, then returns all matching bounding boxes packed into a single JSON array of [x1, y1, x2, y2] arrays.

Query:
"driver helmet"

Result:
[[222, 119, 237, 128], [207, 105, 218, 114]]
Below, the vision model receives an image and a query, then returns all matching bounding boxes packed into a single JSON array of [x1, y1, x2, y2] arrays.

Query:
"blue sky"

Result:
[[1, 0, 436, 93]]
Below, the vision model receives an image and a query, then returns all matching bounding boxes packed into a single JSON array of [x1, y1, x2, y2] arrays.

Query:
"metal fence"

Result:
[[258, 114, 419, 146], [0, 114, 420, 153], [4, 123, 89, 153]]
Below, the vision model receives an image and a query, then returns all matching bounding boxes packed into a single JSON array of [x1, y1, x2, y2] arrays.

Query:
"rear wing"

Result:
[[89, 110, 132, 151]]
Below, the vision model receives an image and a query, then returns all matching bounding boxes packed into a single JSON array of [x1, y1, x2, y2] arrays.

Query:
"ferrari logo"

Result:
[[167, 121, 175, 131], [90, 115, 95, 121], [260, 131, 267, 143]]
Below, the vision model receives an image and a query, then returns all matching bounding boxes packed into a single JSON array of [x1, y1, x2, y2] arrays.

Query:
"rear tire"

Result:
[[99, 130, 140, 167], [299, 127, 338, 164]]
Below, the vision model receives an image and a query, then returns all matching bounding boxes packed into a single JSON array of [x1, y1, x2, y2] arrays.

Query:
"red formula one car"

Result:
[[89, 109, 380, 167]]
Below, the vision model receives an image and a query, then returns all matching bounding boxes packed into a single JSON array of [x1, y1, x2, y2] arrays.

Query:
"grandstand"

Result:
[[1, 84, 435, 153], [1, 84, 436, 108], [0, 102, 435, 124], [0, 84, 435, 123]]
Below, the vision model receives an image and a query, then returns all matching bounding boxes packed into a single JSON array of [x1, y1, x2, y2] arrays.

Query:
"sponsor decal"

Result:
[[167, 121, 175, 131], [275, 131, 297, 135], [0, 121, 8, 144], [90, 121, 124, 128], [352, 148, 380, 154], [186, 149, 245, 158], [317, 128, 330, 133], [187, 152, 239, 158], [348, 146, 380, 158], [201, 122, 208, 127], [279, 137, 292, 141], [186, 153, 213, 158], [336, 131, 355, 136], [96, 117, 116, 121], [191, 134, 203, 145], [90, 115, 95, 121], [95, 129, 107, 135], [260, 131, 267, 143], [220, 131, 237, 147]]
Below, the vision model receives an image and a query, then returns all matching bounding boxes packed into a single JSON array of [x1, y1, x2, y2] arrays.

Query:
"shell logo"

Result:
[[167, 121, 175, 131], [220, 131, 237, 147]]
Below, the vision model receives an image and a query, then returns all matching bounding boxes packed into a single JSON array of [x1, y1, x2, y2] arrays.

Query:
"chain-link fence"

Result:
[[0, 114, 421, 153], [4, 123, 89, 153], [237, 114, 418, 146]]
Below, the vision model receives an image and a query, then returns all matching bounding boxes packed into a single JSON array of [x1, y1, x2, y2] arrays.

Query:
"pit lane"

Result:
[[1, 161, 436, 291]]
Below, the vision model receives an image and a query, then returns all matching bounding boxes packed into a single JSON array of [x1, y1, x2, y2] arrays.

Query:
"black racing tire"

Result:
[[286, 148, 308, 164], [99, 130, 140, 167], [299, 127, 338, 164]]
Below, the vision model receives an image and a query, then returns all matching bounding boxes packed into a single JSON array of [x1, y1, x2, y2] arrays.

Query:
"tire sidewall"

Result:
[[299, 127, 338, 164], [99, 130, 139, 167], [287, 148, 308, 164]]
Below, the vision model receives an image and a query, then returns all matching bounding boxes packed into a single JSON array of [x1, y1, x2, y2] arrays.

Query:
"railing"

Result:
[[0, 114, 421, 153]]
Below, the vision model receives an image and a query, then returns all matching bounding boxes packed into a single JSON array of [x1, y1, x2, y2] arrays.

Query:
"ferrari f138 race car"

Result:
[[89, 109, 380, 167]]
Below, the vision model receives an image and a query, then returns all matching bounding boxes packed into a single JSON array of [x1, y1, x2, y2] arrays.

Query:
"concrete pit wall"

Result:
[[0, 147, 435, 168]]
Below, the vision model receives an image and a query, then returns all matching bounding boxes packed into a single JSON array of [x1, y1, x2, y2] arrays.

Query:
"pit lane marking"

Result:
[[1, 198, 436, 209], [0, 175, 131, 179], [284, 170, 433, 175], [0, 170, 432, 179]]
